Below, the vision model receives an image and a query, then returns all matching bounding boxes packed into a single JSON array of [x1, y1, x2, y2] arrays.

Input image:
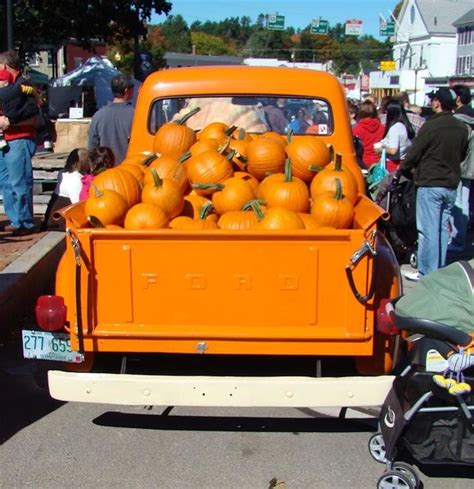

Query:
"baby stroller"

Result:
[[374, 172, 418, 266], [369, 260, 474, 488]]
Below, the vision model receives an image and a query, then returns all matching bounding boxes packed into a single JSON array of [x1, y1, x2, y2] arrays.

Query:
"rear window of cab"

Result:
[[149, 96, 333, 136]]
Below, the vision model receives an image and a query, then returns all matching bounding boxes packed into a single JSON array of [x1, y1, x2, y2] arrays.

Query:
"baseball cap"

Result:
[[427, 87, 457, 109], [0, 70, 13, 83]]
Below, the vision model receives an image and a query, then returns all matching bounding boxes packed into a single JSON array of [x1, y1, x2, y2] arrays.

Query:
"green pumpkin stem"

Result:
[[199, 201, 214, 220], [334, 153, 343, 171], [88, 215, 105, 228], [242, 198, 266, 212], [238, 128, 245, 141], [219, 137, 231, 154], [249, 199, 266, 221], [176, 107, 201, 126], [328, 144, 335, 163], [180, 151, 192, 163], [224, 125, 237, 136], [192, 183, 224, 191], [284, 158, 293, 182], [334, 178, 345, 200], [308, 165, 323, 172], [287, 128, 294, 143], [143, 153, 160, 166], [151, 169, 163, 188], [226, 149, 236, 161]]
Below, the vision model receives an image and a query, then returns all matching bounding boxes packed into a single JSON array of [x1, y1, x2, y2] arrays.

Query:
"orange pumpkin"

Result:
[[259, 131, 287, 148], [141, 169, 184, 219], [180, 195, 219, 222], [257, 206, 305, 230], [198, 122, 235, 145], [84, 187, 128, 226], [257, 159, 310, 213], [186, 149, 234, 195], [93, 168, 141, 208], [233, 171, 259, 195], [124, 203, 169, 230], [188, 138, 219, 157], [246, 137, 286, 180], [152, 107, 200, 158], [311, 178, 354, 229], [217, 199, 264, 230], [144, 154, 189, 194], [210, 177, 256, 215], [286, 136, 332, 182], [298, 213, 320, 230], [170, 202, 218, 230], [310, 154, 358, 204], [120, 163, 145, 183]]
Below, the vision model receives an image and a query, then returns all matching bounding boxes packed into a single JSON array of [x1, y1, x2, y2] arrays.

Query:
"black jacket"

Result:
[[401, 111, 469, 188], [0, 79, 38, 124]]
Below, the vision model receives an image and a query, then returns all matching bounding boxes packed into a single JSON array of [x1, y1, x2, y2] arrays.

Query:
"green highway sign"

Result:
[[311, 18, 329, 35], [380, 21, 395, 36], [267, 14, 285, 31]]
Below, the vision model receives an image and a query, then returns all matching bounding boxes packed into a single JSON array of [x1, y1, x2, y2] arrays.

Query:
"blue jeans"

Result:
[[0, 138, 36, 229], [416, 186, 456, 277], [449, 178, 471, 250]]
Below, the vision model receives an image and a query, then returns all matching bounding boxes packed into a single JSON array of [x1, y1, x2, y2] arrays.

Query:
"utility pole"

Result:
[[7, 0, 14, 49]]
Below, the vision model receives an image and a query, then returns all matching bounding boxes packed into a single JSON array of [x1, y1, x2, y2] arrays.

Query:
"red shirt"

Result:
[[4, 71, 36, 141], [352, 118, 385, 167]]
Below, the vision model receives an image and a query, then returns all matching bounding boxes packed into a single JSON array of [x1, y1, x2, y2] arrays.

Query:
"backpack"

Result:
[[454, 113, 474, 179]]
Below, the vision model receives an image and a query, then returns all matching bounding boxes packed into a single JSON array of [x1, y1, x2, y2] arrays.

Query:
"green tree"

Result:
[[191, 32, 236, 56], [158, 15, 193, 53], [0, 1, 172, 56]]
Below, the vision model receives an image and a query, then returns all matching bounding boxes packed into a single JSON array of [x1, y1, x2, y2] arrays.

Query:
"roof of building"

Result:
[[399, 0, 473, 34], [453, 7, 474, 27]]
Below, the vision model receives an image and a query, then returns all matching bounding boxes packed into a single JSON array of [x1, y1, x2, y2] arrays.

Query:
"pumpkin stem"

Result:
[[334, 153, 343, 171], [242, 198, 266, 212], [236, 153, 248, 164], [92, 184, 103, 198], [248, 199, 266, 221], [88, 215, 105, 228], [198, 201, 214, 220], [238, 128, 245, 141], [192, 183, 224, 191], [308, 165, 324, 172], [180, 151, 192, 163], [219, 137, 231, 154], [284, 158, 293, 182], [334, 178, 345, 200], [226, 149, 236, 161], [328, 144, 335, 163], [224, 125, 237, 136], [287, 128, 294, 143], [143, 153, 160, 166], [176, 107, 201, 126], [151, 168, 163, 188]]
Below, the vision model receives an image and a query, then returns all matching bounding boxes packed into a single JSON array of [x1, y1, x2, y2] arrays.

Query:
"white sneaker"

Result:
[[404, 271, 421, 282]]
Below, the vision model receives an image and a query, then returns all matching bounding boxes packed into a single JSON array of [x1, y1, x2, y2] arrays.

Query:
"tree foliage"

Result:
[[0, 0, 172, 55], [158, 15, 193, 53]]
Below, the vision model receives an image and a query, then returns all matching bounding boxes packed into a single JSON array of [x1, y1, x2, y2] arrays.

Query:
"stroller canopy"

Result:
[[396, 260, 474, 333]]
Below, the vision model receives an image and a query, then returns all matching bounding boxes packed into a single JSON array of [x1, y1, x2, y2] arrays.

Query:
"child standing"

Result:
[[42, 148, 90, 230], [79, 146, 115, 201]]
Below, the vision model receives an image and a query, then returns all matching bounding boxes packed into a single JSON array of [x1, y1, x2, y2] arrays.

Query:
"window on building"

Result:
[[47, 51, 54, 66], [410, 5, 416, 24], [29, 53, 41, 66]]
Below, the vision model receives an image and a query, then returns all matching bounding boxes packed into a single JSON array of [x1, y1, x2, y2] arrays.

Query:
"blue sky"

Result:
[[152, 0, 400, 39]]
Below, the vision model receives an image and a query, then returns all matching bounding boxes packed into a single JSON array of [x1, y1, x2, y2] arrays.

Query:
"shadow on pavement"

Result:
[[0, 336, 64, 444], [93, 410, 378, 434]]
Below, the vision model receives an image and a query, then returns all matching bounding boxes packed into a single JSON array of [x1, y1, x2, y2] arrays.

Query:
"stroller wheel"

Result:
[[409, 251, 417, 269], [377, 470, 416, 489], [368, 432, 387, 463], [392, 462, 420, 488]]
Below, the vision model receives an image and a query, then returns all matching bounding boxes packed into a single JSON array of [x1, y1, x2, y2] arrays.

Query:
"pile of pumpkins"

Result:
[[85, 109, 359, 231]]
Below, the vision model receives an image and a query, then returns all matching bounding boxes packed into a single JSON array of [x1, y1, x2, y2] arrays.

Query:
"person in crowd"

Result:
[[397, 92, 425, 136], [448, 84, 474, 253], [88, 74, 134, 165], [310, 101, 328, 125], [0, 69, 39, 150], [352, 100, 385, 168], [376, 99, 415, 172], [378, 95, 392, 124], [288, 107, 311, 133], [401, 88, 469, 282], [263, 98, 288, 134], [80, 146, 115, 201], [42, 148, 91, 230], [0, 50, 39, 236], [347, 101, 358, 127]]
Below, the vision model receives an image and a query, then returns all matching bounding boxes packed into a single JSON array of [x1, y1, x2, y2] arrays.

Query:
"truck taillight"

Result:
[[35, 295, 67, 331]]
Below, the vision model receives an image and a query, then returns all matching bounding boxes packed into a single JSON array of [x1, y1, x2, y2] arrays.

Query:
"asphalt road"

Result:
[[1, 335, 473, 489]]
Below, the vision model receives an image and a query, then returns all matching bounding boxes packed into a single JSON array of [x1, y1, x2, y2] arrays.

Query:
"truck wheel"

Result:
[[368, 432, 387, 463]]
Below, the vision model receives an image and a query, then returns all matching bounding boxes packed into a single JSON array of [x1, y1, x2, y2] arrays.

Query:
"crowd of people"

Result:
[[350, 87, 473, 281]]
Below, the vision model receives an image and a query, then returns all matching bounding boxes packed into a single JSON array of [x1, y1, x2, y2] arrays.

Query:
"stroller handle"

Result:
[[392, 310, 472, 347]]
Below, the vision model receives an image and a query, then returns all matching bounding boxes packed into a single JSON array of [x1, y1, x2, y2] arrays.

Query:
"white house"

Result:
[[453, 8, 474, 77]]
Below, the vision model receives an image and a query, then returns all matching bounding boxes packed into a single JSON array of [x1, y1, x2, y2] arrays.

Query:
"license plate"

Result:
[[22, 330, 84, 363]]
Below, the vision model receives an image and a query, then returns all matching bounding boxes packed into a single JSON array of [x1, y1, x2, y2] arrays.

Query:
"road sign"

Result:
[[311, 18, 329, 35], [345, 19, 363, 36], [267, 14, 285, 31], [380, 21, 395, 36], [380, 60, 397, 71]]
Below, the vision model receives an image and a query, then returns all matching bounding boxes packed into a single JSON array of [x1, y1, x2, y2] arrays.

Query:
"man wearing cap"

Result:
[[402, 88, 469, 281]]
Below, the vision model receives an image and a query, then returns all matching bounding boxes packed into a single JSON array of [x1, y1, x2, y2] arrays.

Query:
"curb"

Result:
[[0, 232, 66, 332]]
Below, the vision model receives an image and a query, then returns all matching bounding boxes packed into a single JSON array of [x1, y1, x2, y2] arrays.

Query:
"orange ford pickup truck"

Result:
[[24, 66, 402, 408]]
